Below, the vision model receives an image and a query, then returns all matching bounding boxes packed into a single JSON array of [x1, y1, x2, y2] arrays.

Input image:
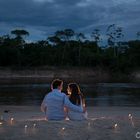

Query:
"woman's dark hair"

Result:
[[68, 83, 84, 106], [51, 79, 63, 89]]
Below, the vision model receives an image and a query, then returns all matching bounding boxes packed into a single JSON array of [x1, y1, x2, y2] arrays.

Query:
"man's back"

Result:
[[43, 89, 66, 120]]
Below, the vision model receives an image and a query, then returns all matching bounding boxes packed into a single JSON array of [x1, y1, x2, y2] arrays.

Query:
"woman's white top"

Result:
[[67, 96, 88, 121]]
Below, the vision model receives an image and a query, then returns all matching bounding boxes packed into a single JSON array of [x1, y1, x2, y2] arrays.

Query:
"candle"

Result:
[[114, 123, 117, 128], [0, 115, 3, 120], [10, 118, 14, 125], [25, 125, 28, 128], [129, 115, 135, 127], [24, 125, 28, 134], [128, 114, 132, 117], [62, 127, 65, 131], [33, 123, 36, 127]]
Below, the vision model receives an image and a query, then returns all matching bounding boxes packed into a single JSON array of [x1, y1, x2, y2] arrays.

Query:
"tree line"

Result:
[[0, 24, 140, 74]]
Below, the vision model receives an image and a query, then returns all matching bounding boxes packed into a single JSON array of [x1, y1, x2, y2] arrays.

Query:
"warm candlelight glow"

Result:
[[33, 123, 36, 127], [88, 122, 91, 127], [128, 114, 135, 127], [11, 118, 14, 121], [114, 123, 118, 128], [0, 122, 3, 125], [0, 116, 3, 120], [25, 125, 28, 128], [10, 118, 14, 125], [24, 125, 28, 134], [128, 114, 132, 117], [62, 127, 65, 131]]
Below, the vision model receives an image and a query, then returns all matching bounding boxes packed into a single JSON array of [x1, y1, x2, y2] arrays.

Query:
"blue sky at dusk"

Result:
[[0, 0, 140, 43]]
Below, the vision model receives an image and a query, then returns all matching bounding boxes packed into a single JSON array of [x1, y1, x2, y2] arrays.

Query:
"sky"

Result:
[[0, 0, 140, 43]]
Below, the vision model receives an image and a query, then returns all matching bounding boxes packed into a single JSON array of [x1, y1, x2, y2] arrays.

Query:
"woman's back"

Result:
[[68, 96, 87, 120], [67, 83, 87, 121]]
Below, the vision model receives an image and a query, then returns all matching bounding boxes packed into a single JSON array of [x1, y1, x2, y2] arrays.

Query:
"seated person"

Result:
[[66, 83, 88, 121]]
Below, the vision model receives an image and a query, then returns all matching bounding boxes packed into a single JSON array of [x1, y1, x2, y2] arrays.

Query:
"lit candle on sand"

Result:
[[88, 122, 91, 129], [114, 123, 118, 129], [24, 125, 28, 134], [128, 114, 132, 119], [10, 118, 14, 125], [62, 127, 65, 131], [113, 123, 118, 133], [33, 123, 36, 128], [128, 114, 135, 127], [0, 115, 3, 121]]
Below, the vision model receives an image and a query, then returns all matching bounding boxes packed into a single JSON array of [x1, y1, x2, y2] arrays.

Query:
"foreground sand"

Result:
[[0, 106, 140, 140]]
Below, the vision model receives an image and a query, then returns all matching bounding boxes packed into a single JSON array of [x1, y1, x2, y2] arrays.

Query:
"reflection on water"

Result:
[[0, 83, 140, 107]]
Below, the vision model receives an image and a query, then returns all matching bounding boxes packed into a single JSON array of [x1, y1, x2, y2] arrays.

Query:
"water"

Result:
[[0, 83, 140, 107]]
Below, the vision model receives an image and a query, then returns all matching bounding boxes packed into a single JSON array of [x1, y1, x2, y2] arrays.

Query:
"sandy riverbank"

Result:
[[0, 106, 140, 140], [0, 67, 136, 84]]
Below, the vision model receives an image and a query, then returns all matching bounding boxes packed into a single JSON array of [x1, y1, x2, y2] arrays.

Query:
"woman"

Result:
[[66, 83, 87, 120]]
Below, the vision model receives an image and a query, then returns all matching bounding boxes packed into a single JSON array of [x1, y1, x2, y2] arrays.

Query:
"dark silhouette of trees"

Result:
[[106, 24, 124, 57], [76, 32, 86, 65], [0, 27, 140, 74]]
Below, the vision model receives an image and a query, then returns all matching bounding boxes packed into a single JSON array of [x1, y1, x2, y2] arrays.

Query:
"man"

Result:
[[41, 79, 84, 120]]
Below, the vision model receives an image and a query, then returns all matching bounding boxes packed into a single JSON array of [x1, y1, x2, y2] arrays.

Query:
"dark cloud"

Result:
[[0, 0, 140, 42]]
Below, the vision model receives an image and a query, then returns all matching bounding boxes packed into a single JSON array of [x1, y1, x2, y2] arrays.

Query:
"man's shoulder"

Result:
[[61, 92, 66, 95]]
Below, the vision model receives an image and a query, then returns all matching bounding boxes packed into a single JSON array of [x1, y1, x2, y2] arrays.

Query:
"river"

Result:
[[0, 83, 140, 107]]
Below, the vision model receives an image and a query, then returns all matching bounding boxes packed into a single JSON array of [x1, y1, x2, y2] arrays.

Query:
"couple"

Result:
[[41, 79, 87, 121]]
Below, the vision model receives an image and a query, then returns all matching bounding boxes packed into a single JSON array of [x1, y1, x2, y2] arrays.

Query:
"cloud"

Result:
[[0, 0, 139, 42]]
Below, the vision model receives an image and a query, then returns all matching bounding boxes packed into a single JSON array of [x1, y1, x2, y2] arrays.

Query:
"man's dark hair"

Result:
[[51, 79, 63, 89]]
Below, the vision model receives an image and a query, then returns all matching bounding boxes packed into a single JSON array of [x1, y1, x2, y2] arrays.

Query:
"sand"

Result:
[[0, 106, 140, 140]]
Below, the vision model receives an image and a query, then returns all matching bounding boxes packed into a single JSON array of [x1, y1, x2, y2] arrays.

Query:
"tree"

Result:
[[106, 24, 124, 57], [11, 29, 29, 46], [91, 29, 102, 54], [136, 31, 140, 40], [91, 29, 101, 45], [55, 29, 75, 65], [47, 36, 61, 45], [76, 32, 86, 65]]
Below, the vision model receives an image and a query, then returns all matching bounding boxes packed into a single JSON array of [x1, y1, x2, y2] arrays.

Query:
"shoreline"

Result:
[[0, 67, 139, 84]]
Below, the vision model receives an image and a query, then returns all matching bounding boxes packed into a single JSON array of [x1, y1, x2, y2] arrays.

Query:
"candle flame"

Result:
[[114, 123, 118, 128], [25, 125, 28, 128], [11, 118, 14, 121], [0, 122, 3, 125], [62, 127, 65, 130]]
